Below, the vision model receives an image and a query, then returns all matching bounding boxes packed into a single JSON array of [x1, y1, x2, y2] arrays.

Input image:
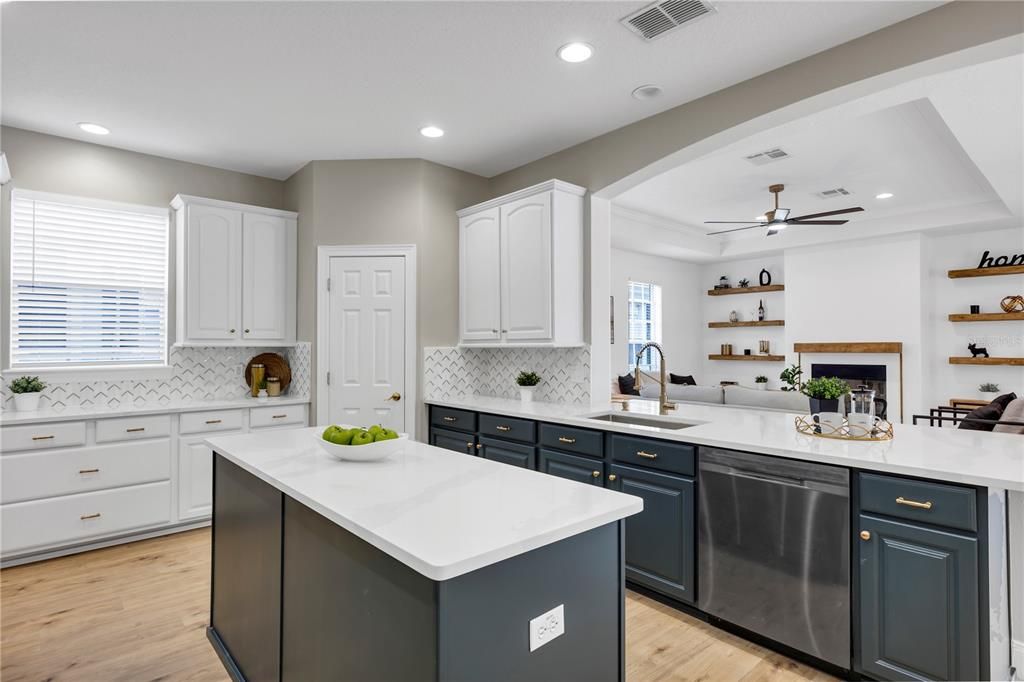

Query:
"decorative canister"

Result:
[[720, 344, 733, 355], [266, 376, 282, 397], [250, 363, 265, 398]]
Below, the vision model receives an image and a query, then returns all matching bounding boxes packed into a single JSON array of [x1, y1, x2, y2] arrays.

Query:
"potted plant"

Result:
[[9, 376, 46, 412], [779, 363, 802, 392], [801, 376, 850, 417], [754, 375, 768, 390], [979, 382, 1000, 401], [516, 371, 541, 403]]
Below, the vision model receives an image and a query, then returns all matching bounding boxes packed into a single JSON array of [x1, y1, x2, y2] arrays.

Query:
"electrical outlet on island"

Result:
[[529, 604, 565, 652]]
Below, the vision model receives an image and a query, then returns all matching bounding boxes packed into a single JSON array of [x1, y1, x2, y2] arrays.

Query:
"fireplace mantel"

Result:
[[793, 342, 902, 354]]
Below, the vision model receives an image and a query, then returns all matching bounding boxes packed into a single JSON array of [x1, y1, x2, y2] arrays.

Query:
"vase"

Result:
[[519, 386, 535, 403], [808, 397, 839, 415], [979, 391, 998, 402], [13, 392, 41, 411], [756, 383, 767, 391]]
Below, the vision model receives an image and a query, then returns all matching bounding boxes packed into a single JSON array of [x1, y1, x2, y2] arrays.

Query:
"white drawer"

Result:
[[1, 421, 87, 452], [1, 481, 172, 556], [180, 409, 244, 435], [250, 404, 305, 428], [95, 414, 171, 443], [1, 440, 171, 504]]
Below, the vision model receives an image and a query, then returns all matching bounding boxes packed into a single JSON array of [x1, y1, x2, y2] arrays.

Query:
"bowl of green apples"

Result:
[[317, 424, 408, 461]]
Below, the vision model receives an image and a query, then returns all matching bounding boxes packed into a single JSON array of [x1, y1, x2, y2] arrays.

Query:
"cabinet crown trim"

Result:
[[456, 179, 586, 217], [171, 194, 298, 219]]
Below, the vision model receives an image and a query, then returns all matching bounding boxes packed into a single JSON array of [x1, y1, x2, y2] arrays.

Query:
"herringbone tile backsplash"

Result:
[[1, 343, 311, 411], [424, 346, 590, 404]]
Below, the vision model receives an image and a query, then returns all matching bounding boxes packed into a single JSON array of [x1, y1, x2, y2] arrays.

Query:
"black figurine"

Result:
[[738, 278, 750, 288], [968, 342, 990, 358], [759, 268, 772, 286]]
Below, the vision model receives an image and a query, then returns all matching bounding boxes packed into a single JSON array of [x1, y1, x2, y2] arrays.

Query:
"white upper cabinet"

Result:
[[173, 195, 297, 346], [457, 180, 584, 347]]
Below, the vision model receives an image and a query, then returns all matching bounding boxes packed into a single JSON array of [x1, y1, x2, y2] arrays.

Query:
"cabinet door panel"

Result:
[[459, 208, 501, 342], [857, 514, 980, 681], [430, 427, 476, 455], [186, 204, 241, 340], [242, 213, 294, 342], [608, 463, 695, 603], [178, 436, 216, 521], [500, 193, 552, 341], [539, 449, 603, 485], [479, 437, 535, 469]]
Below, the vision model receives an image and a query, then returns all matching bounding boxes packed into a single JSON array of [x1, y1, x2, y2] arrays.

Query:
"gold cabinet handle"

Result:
[[558, 436, 576, 444], [205, 419, 222, 425], [466, 442, 473, 449], [386, 392, 401, 402], [443, 416, 457, 422], [32, 435, 55, 441], [592, 470, 601, 478], [636, 450, 658, 459], [608, 474, 617, 481], [860, 530, 871, 541], [126, 427, 146, 433], [495, 425, 512, 432], [78, 468, 100, 474], [80, 513, 101, 520], [476, 443, 482, 450], [271, 414, 287, 419], [896, 496, 933, 510]]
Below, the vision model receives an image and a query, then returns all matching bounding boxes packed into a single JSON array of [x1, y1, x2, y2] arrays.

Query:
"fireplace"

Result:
[[812, 363, 887, 419]]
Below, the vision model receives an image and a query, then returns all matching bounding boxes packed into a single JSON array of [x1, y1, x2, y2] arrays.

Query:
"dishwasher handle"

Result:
[[700, 447, 850, 496]]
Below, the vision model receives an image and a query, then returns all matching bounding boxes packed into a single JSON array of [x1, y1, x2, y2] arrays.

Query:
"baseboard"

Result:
[[1011, 639, 1024, 680]]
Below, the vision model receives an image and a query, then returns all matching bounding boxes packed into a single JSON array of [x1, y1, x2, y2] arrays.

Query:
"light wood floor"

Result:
[[1, 529, 836, 681]]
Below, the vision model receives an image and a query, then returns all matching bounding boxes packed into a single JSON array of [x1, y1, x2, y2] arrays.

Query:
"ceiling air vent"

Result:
[[743, 147, 790, 166], [622, 0, 716, 41], [817, 187, 852, 199]]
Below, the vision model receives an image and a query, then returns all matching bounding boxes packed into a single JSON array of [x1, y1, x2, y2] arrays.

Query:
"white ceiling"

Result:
[[1, 1, 940, 180], [612, 53, 1024, 261]]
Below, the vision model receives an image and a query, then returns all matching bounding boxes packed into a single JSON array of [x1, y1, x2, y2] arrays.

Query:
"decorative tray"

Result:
[[794, 414, 894, 441]]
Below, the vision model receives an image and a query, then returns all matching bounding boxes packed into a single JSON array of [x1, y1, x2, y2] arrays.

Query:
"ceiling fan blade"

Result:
[[787, 219, 847, 225], [707, 224, 763, 236], [787, 207, 864, 221], [704, 220, 766, 224]]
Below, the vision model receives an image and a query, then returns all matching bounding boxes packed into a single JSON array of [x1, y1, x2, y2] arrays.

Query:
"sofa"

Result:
[[636, 383, 808, 413]]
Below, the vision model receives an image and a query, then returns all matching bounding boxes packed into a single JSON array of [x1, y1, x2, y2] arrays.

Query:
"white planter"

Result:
[[519, 386, 535, 403], [979, 391, 999, 402], [13, 392, 42, 411], [756, 383, 767, 391]]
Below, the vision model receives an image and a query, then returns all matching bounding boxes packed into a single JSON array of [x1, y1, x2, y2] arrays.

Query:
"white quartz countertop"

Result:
[[206, 427, 643, 581], [427, 396, 1024, 492], [0, 395, 310, 426]]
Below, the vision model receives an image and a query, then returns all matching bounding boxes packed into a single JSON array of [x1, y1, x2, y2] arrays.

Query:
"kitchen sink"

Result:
[[586, 412, 700, 430]]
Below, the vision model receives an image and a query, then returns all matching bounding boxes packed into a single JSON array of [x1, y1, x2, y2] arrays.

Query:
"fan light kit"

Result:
[[706, 183, 864, 237], [557, 42, 593, 63], [875, 192, 894, 199], [419, 126, 444, 138], [77, 122, 110, 135]]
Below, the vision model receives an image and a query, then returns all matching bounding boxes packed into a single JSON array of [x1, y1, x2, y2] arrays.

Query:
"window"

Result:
[[626, 281, 661, 371], [9, 190, 169, 368]]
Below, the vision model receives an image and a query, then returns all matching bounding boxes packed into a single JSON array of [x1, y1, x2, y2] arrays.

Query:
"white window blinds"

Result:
[[10, 190, 169, 367]]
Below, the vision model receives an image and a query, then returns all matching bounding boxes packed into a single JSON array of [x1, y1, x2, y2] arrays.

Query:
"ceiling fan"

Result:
[[705, 184, 864, 236]]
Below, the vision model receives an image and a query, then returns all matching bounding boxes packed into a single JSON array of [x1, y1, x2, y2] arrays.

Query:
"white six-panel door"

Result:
[[242, 213, 293, 342], [459, 207, 502, 342], [500, 192, 552, 341], [327, 256, 406, 431], [186, 205, 241, 340]]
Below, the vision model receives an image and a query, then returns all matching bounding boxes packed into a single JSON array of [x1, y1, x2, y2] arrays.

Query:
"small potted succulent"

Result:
[[801, 376, 850, 431], [979, 382, 1000, 401], [516, 371, 541, 403], [754, 375, 768, 390], [9, 376, 46, 412]]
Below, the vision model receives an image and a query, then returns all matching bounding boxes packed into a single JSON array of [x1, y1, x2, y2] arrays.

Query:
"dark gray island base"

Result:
[[208, 455, 628, 682]]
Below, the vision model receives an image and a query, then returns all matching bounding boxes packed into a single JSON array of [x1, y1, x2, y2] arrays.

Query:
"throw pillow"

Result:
[[669, 373, 696, 385], [617, 374, 640, 396], [958, 401, 1006, 431], [993, 397, 1024, 434], [991, 392, 1018, 410]]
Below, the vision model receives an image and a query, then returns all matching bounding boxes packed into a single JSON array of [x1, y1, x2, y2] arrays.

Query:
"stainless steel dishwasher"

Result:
[[698, 447, 850, 668]]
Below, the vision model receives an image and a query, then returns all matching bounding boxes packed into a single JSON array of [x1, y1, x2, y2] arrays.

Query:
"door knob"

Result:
[[859, 530, 871, 541], [244, 328, 250, 334], [229, 329, 236, 333], [591, 471, 601, 478], [608, 474, 617, 481], [386, 392, 401, 402]]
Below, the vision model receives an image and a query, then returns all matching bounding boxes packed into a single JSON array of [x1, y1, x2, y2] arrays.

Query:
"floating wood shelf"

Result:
[[707, 285, 785, 296], [947, 265, 1024, 279], [948, 357, 1024, 366], [708, 354, 785, 362], [793, 342, 902, 354], [708, 320, 785, 328], [948, 312, 1024, 322]]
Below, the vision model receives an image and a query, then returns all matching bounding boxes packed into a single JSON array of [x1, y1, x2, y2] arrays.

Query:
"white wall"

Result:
[[610, 248, 702, 383]]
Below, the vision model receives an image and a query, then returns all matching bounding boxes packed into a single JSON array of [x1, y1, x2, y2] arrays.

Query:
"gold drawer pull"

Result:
[[78, 468, 100, 474], [271, 414, 288, 419], [860, 530, 871, 541], [443, 416, 457, 422], [495, 425, 512, 432], [558, 437, 576, 444], [592, 470, 601, 478], [205, 419, 222, 425], [896, 496, 933, 510], [126, 427, 145, 433], [476, 444, 482, 450], [636, 450, 658, 459], [80, 513, 101, 520], [32, 435, 55, 441], [608, 474, 617, 481]]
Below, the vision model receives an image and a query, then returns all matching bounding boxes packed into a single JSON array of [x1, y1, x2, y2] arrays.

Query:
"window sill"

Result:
[[2, 365, 175, 383]]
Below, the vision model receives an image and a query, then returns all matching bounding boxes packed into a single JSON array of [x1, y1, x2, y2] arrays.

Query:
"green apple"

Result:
[[322, 425, 341, 441], [367, 424, 383, 437], [351, 430, 375, 446], [375, 428, 399, 442], [327, 428, 354, 445]]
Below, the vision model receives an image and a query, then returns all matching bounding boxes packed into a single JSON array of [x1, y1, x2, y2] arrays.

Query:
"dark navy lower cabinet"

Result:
[[429, 426, 476, 455], [539, 448, 604, 485], [607, 463, 695, 604], [479, 436, 536, 469], [856, 513, 981, 681]]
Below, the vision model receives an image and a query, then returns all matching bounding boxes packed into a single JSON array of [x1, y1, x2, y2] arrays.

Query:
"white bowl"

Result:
[[316, 431, 409, 462]]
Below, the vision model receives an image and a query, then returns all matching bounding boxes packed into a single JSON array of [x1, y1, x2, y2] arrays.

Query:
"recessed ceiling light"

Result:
[[419, 126, 444, 138], [875, 192, 894, 199], [631, 84, 663, 100], [557, 42, 593, 63], [77, 122, 110, 135]]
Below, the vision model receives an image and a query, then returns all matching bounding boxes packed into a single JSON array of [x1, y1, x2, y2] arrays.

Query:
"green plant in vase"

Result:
[[9, 375, 46, 411], [779, 364, 802, 392], [516, 371, 541, 403]]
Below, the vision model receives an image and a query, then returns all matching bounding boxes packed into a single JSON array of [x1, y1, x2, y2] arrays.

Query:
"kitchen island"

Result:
[[204, 427, 642, 682]]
